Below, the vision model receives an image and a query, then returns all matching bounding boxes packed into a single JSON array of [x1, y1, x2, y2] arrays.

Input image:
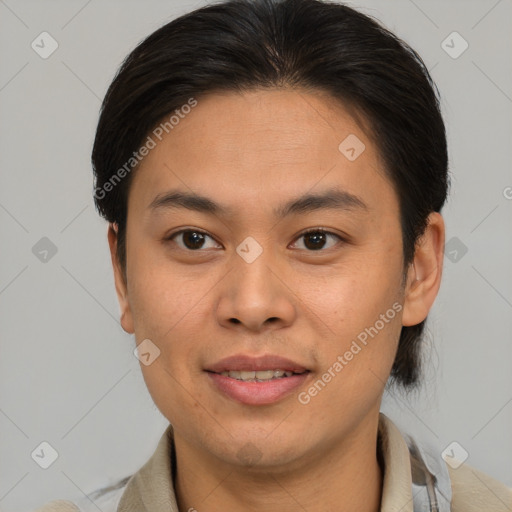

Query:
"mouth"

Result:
[[205, 354, 311, 405], [212, 369, 308, 382], [205, 353, 309, 374]]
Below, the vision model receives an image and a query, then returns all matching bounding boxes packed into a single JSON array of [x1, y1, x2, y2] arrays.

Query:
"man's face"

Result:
[[116, 89, 408, 469]]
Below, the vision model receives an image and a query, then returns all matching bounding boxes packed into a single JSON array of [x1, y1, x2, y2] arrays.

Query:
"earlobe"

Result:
[[107, 223, 135, 334], [401, 212, 445, 327]]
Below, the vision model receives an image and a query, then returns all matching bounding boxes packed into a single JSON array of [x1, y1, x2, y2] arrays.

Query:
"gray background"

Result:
[[0, 0, 511, 509]]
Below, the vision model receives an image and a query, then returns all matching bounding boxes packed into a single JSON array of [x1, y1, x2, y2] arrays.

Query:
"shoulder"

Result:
[[32, 479, 127, 512], [32, 501, 80, 512], [380, 413, 511, 511], [448, 462, 512, 512]]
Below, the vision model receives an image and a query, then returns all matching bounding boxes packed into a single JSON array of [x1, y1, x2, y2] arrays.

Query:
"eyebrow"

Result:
[[148, 187, 369, 218]]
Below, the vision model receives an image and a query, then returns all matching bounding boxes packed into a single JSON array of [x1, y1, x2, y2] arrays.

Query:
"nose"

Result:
[[215, 247, 297, 333]]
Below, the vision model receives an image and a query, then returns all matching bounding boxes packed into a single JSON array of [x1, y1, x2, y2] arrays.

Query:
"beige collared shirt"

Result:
[[36, 413, 512, 512]]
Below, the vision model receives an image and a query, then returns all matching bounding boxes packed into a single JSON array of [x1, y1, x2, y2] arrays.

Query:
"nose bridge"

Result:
[[215, 234, 296, 331], [231, 234, 278, 296], [235, 233, 270, 269]]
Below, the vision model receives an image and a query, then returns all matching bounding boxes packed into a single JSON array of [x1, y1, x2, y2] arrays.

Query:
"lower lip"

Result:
[[206, 372, 309, 405]]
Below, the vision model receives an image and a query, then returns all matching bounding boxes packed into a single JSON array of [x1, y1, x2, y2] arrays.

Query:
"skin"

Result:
[[108, 88, 445, 512]]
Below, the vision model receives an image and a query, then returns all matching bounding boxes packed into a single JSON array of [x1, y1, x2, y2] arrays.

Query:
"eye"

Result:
[[290, 228, 344, 251], [166, 227, 345, 252], [167, 229, 221, 251]]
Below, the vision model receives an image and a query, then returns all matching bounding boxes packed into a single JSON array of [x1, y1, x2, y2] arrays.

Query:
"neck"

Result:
[[173, 413, 383, 512]]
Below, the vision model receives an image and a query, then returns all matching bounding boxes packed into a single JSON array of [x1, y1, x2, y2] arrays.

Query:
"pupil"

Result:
[[184, 231, 205, 249], [305, 232, 326, 250]]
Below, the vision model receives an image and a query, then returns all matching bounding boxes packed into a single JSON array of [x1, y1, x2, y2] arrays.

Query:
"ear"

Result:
[[107, 223, 135, 334], [401, 212, 445, 327]]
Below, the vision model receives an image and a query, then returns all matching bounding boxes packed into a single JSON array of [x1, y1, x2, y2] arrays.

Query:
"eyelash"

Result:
[[165, 227, 345, 252]]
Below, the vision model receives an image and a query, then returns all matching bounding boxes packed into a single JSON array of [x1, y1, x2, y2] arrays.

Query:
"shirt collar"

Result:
[[117, 413, 416, 512]]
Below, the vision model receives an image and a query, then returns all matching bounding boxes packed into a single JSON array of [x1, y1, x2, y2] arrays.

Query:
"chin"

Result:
[[206, 428, 310, 469]]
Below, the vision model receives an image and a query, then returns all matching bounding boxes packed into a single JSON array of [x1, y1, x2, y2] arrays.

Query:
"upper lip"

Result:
[[205, 354, 309, 373]]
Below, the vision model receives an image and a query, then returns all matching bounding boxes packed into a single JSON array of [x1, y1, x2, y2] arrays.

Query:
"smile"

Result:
[[217, 369, 306, 381]]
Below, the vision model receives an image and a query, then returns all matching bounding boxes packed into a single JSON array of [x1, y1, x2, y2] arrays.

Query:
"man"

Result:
[[37, 0, 512, 510]]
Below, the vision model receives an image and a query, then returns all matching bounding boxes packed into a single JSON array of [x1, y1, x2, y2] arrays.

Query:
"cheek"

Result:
[[305, 252, 403, 334], [126, 247, 216, 379], [300, 256, 404, 394], [131, 268, 211, 423], [126, 243, 206, 341]]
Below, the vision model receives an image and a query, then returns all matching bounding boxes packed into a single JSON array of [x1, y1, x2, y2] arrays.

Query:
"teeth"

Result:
[[219, 369, 298, 381], [255, 370, 274, 380]]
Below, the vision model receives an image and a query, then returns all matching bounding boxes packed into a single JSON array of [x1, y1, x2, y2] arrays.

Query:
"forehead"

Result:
[[128, 88, 398, 221]]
